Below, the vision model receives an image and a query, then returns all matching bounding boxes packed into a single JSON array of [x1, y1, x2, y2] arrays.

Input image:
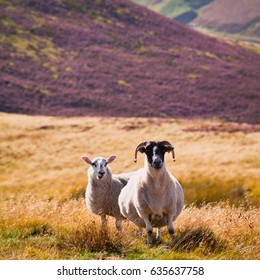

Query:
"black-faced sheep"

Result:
[[118, 141, 184, 245]]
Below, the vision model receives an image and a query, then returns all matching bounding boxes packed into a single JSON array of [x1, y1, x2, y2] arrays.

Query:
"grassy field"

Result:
[[0, 113, 259, 259]]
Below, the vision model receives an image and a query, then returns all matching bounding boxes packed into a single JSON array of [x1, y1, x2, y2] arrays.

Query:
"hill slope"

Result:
[[195, 0, 260, 39], [0, 0, 260, 123], [133, 0, 213, 22], [133, 0, 260, 40]]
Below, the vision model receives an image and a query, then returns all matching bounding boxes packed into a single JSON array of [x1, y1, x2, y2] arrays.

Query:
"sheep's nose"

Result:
[[98, 171, 105, 178], [153, 158, 162, 168]]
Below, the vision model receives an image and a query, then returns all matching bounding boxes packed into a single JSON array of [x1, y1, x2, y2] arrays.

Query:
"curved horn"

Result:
[[161, 140, 176, 162], [134, 141, 148, 163]]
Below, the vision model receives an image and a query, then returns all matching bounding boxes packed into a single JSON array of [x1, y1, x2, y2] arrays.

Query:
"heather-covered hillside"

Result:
[[0, 0, 260, 123]]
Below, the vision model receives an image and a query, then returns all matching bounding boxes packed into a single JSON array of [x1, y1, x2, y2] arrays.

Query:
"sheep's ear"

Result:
[[134, 141, 148, 162], [165, 146, 174, 152], [82, 156, 92, 165], [106, 155, 117, 164], [138, 147, 146, 153]]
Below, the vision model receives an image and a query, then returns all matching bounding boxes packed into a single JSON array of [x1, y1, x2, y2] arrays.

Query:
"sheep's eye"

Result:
[[92, 163, 96, 167], [104, 162, 107, 167]]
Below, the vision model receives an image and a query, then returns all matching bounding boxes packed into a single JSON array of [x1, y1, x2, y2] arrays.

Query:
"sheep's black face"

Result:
[[139, 141, 172, 170]]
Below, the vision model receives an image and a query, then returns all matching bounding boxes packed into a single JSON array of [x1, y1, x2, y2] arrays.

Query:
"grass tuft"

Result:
[[58, 225, 124, 254], [172, 227, 225, 253]]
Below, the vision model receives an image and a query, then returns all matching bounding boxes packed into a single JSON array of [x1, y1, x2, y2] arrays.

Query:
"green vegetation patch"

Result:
[[117, 79, 132, 87], [0, 223, 53, 240], [184, 0, 214, 10], [134, 0, 214, 19], [61, 0, 88, 13], [0, 13, 61, 61]]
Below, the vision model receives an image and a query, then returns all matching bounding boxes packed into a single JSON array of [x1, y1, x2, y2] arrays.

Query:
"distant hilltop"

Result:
[[133, 0, 260, 41]]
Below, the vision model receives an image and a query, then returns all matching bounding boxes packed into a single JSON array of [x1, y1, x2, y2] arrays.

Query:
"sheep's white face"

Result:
[[82, 155, 117, 180], [91, 158, 108, 180]]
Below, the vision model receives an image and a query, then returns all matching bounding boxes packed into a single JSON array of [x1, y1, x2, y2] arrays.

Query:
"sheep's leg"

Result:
[[156, 227, 162, 240], [138, 227, 143, 237], [142, 217, 153, 245], [115, 218, 122, 231], [136, 208, 153, 245], [100, 214, 107, 227], [166, 214, 175, 240]]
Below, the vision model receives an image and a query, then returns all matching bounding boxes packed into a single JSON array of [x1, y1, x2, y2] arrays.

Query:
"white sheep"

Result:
[[82, 155, 133, 230], [118, 141, 184, 245]]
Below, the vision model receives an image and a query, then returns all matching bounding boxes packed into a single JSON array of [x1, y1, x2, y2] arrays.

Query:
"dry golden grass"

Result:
[[0, 113, 259, 259], [0, 113, 259, 204], [0, 196, 259, 259]]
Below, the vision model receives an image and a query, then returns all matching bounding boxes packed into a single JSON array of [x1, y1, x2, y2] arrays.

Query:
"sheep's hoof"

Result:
[[147, 232, 154, 246], [116, 225, 122, 231], [147, 239, 153, 245], [170, 233, 175, 244]]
